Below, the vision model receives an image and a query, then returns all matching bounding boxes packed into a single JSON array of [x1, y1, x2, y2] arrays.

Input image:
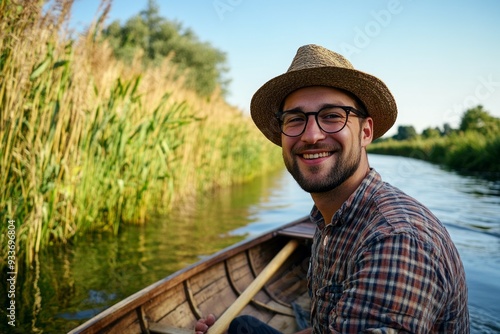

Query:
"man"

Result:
[[196, 44, 469, 333]]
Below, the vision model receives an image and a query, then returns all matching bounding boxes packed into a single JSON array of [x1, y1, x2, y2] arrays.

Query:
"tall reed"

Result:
[[0, 0, 281, 263]]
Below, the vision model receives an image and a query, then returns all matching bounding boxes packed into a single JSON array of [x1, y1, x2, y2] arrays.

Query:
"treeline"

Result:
[[0, 0, 280, 262], [103, 0, 228, 97], [368, 106, 500, 178]]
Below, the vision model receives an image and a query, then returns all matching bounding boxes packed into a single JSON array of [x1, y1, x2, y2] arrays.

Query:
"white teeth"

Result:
[[303, 152, 331, 159]]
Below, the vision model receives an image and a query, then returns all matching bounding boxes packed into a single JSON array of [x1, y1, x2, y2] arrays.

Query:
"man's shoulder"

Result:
[[372, 181, 433, 216], [362, 180, 453, 246]]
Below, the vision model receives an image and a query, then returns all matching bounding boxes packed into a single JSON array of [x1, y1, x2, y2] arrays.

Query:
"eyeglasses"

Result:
[[275, 105, 365, 137]]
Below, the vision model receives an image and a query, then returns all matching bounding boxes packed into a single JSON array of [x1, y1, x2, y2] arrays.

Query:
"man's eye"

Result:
[[321, 112, 343, 120], [284, 115, 305, 124]]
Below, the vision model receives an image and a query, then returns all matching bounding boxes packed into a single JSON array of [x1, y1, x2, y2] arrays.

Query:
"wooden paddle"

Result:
[[207, 239, 300, 334]]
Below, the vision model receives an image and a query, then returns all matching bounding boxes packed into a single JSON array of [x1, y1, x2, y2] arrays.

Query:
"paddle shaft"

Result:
[[207, 239, 300, 334]]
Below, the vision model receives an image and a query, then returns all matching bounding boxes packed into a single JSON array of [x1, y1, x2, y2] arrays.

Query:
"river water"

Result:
[[2, 154, 499, 333]]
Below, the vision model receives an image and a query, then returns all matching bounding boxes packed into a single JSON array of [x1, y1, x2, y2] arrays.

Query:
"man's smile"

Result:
[[302, 152, 332, 160]]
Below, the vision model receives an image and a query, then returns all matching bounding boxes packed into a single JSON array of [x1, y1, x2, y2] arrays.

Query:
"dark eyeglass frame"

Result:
[[275, 105, 366, 137]]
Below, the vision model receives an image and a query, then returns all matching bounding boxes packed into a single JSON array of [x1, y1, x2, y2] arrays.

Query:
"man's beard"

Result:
[[284, 145, 362, 193]]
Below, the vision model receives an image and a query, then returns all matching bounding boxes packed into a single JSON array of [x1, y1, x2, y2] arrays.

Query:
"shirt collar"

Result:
[[309, 168, 383, 229]]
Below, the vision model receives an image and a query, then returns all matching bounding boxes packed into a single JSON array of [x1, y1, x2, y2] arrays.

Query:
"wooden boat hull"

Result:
[[69, 217, 315, 334]]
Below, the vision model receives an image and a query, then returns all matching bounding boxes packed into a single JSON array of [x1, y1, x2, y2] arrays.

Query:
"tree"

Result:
[[393, 125, 417, 141], [421, 127, 441, 139], [459, 105, 500, 136], [102, 0, 229, 96], [442, 123, 453, 136]]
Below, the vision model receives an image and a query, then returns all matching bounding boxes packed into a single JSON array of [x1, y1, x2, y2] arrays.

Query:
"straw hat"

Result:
[[250, 44, 397, 146]]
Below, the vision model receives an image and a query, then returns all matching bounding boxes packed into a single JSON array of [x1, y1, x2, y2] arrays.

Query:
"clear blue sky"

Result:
[[70, 0, 500, 136]]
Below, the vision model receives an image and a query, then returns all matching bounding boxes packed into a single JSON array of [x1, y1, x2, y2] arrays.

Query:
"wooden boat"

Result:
[[69, 216, 315, 334]]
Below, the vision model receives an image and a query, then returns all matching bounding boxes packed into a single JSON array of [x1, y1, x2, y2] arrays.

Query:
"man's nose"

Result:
[[301, 115, 326, 144]]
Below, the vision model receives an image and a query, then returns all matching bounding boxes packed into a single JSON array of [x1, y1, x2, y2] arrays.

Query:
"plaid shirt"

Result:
[[308, 169, 469, 333]]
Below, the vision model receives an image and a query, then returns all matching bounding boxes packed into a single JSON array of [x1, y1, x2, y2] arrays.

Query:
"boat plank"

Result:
[[267, 252, 309, 304], [144, 283, 186, 320], [250, 241, 287, 272], [277, 219, 315, 240], [155, 301, 197, 329], [149, 322, 193, 334], [226, 252, 253, 282], [96, 309, 143, 334], [195, 272, 239, 318], [149, 322, 194, 334], [225, 255, 295, 315], [189, 262, 227, 293]]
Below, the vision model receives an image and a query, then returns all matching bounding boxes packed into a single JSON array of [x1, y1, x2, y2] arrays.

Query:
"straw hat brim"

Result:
[[251, 66, 397, 146]]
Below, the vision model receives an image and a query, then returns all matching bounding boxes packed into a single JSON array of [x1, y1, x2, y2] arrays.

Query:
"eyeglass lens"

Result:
[[279, 106, 350, 137]]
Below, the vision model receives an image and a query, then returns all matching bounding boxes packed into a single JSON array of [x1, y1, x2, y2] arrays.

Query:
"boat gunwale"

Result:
[[69, 216, 312, 334]]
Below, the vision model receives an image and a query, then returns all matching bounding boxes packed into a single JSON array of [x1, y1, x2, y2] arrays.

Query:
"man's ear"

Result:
[[361, 117, 374, 147]]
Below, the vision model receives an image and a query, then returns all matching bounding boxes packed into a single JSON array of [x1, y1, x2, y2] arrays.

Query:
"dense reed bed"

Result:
[[368, 132, 500, 178], [0, 0, 281, 263]]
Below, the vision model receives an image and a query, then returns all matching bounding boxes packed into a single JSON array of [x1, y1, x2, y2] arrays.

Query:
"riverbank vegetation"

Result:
[[0, 0, 281, 263], [368, 105, 500, 178]]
